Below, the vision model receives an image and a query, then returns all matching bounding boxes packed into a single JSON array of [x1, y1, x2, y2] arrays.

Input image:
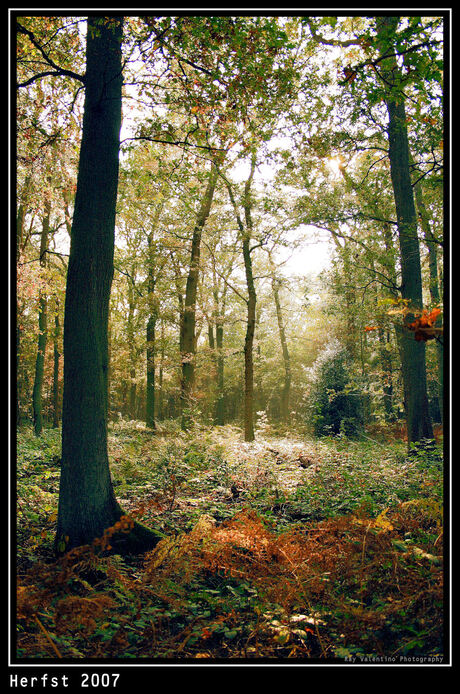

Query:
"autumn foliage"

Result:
[[407, 308, 443, 342], [17, 500, 443, 660]]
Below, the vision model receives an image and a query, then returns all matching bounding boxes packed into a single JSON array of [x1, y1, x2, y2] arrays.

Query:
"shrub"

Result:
[[306, 340, 364, 438]]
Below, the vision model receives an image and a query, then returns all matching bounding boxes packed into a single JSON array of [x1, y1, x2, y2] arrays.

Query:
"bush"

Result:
[[306, 340, 363, 438]]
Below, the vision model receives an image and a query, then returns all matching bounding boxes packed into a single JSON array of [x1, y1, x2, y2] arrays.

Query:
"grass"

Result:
[[15, 421, 445, 662]]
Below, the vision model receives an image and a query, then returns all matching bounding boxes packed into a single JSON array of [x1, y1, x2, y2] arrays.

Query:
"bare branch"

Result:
[[16, 21, 86, 87]]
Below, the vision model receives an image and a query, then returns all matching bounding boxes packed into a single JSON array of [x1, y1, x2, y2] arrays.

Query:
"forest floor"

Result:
[[15, 421, 445, 663]]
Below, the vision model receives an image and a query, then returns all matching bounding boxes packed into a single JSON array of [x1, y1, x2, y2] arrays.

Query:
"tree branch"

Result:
[[16, 21, 86, 87]]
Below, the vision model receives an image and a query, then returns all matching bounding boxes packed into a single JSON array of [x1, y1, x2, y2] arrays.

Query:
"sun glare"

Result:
[[326, 156, 343, 176]]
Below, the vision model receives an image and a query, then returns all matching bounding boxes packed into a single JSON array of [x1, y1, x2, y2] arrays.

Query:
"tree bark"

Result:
[[223, 158, 257, 441], [271, 276, 291, 423], [55, 16, 161, 554], [146, 231, 157, 429], [375, 16, 434, 447], [32, 201, 50, 436], [52, 297, 61, 428], [413, 178, 443, 422], [215, 297, 225, 426], [242, 156, 257, 441], [180, 164, 218, 429]]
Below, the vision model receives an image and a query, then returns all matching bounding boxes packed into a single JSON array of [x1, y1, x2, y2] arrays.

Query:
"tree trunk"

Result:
[[375, 16, 433, 447], [223, 158, 257, 441], [17, 174, 31, 261], [52, 297, 61, 428], [272, 277, 292, 423], [215, 310, 225, 426], [126, 275, 138, 419], [32, 202, 50, 436], [180, 164, 218, 429], [146, 233, 157, 429], [242, 157, 257, 442], [158, 319, 165, 421], [55, 16, 161, 554], [413, 178, 443, 422]]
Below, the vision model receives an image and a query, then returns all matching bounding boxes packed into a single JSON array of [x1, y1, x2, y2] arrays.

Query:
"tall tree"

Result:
[[268, 255, 292, 423], [55, 16, 161, 553], [31, 196, 50, 436], [375, 15, 434, 446], [180, 162, 219, 429], [223, 154, 258, 441]]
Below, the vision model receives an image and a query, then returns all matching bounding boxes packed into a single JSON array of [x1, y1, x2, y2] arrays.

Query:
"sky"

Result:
[[278, 228, 332, 277]]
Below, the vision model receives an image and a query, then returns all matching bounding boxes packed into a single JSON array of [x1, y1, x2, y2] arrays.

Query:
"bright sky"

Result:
[[273, 225, 332, 279]]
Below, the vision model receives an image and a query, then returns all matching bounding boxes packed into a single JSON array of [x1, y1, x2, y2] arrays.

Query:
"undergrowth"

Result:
[[15, 422, 445, 662]]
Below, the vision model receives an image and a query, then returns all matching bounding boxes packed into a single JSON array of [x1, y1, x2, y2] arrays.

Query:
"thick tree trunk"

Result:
[[55, 16, 161, 554], [180, 164, 218, 429], [376, 16, 434, 447]]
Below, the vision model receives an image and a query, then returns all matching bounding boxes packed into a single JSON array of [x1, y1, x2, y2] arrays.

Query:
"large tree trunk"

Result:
[[375, 16, 433, 447], [180, 164, 218, 429], [55, 16, 161, 554]]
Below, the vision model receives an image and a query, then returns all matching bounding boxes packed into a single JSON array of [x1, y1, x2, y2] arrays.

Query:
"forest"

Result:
[[14, 13, 447, 666]]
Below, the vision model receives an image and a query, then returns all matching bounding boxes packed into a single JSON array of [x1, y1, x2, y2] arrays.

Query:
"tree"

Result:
[[55, 16, 161, 553], [180, 162, 219, 429], [374, 16, 434, 446], [308, 339, 364, 438], [282, 15, 441, 445], [31, 197, 50, 436]]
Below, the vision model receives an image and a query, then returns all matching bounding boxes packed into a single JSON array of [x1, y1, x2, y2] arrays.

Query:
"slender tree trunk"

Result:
[[180, 164, 218, 429], [55, 16, 161, 553], [146, 233, 157, 429], [215, 306, 225, 425], [271, 276, 291, 423], [242, 157, 257, 442], [52, 297, 61, 428], [32, 201, 50, 436], [223, 157, 257, 441], [413, 179, 443, 422], [17, 174, 31, 261], [376, 16, 433, 447], [158, 319, 165, 421], [126, 277, 138, 419]]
